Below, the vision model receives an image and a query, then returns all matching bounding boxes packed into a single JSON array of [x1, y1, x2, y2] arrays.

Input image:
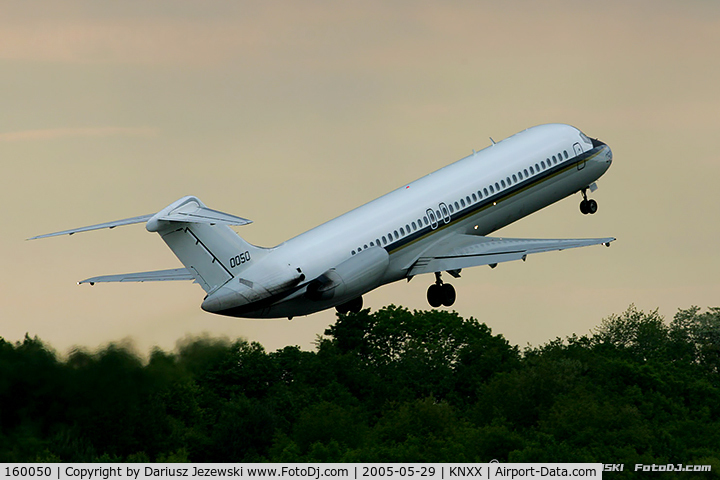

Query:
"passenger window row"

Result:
[[351, 149, 571, 255]]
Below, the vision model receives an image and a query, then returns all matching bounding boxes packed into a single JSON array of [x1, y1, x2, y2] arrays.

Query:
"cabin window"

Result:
[[529, 166, 534, 174], [541, 161, 546, 169], [394, 231, 399, 239], [524, 168, 529, 177], [466, 196, 471, 204], [418, 218, 423, 227], [448, 204, 454, 214], [501, 179, 506, 188], [352, 250, 356, 255], [382, 236, 387, 245], [370, 241, 374, 247], [552, 155, 557, 164], [506, 177, 511, 185], [478, 190, 483, 199], [460, 198, 466, 207], [484, 188, 489, 196], [376, 239, 380, 246], [400, 227, 405, 235], [564, 150, 568, 159], [412, 221, 417, 230], [454, 202, 460, 210], [489, 185, 494, 194], [472, 193, 477, 202], [406, 224, 410, 233], [513, 174, 518, 182], [436, 210, 441, 218], [357, 246, 362, 252], [495, 182, 500, 191], [364, 244, 368, 249], [536, 163, 540, 171], [423, 216, 429, 225]]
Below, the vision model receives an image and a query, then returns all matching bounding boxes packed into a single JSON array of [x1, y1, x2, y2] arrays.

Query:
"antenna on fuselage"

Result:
[[489, 137, 496, 145]]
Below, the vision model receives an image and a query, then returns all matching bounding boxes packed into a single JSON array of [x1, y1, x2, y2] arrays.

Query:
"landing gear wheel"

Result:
[[587, 199, 597, 214], [427, 284, 443, 308], [336, 296, 363, 314], [580, 200, 589, 215], [579, 189, 598, 215], [440, 283, 456, 307]]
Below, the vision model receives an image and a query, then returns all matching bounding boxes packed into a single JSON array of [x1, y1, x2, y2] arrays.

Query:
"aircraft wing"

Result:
[[78, 268, 196, 285], [407, 234, 615, 276]]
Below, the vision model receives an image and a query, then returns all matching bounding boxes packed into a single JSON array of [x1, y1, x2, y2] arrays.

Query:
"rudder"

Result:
[[146, 196, 268, 293]]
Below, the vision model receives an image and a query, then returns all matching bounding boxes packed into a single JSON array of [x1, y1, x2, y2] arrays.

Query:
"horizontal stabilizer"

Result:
[[156, 205, 252, 226], [29, 196, 253, 240], [408, 234, 615, 276], [28, 214, 154, 240], [79, 268, 196, 285]]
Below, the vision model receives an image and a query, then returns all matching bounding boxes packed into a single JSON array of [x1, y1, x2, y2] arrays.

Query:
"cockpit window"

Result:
[[579, 132, 592, 145]]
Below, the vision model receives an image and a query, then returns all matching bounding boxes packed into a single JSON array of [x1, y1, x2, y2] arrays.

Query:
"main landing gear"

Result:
[[336, 296, 363, 314], [427, 272, 456, 308], [579, 188, 598, 215]]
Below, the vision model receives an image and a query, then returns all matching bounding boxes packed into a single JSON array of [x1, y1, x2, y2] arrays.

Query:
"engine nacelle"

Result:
[[305, 246, 389, 301]]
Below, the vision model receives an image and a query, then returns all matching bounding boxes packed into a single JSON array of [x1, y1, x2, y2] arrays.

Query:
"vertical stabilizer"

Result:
[[146, 196, 268, 293]]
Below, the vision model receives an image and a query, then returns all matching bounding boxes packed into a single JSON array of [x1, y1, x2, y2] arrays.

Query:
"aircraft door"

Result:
[[574, 143, 585, 170], [439, 203, 451, 224], [426, 208, 438, 229]]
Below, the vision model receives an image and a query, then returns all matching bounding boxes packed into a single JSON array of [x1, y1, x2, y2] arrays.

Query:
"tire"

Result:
[[427, 284, 443, 308], [348, 296, 363, 313], [336, 297, 362, 314], [580, 200, 589, 215], [587, 199, 598, 214], [441, 283, 456, 307]]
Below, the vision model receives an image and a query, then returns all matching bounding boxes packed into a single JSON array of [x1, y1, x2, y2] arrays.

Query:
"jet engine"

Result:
[[305, 246, 389, 301]]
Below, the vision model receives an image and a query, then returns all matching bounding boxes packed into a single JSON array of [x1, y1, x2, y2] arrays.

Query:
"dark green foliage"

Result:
[[0, 305, 718, 471]]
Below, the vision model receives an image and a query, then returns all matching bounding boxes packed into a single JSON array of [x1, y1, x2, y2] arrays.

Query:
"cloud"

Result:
[[0, 127, 158, 142]]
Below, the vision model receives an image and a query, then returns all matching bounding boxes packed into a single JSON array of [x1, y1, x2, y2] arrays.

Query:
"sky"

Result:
[[2, 0, 719, 357]]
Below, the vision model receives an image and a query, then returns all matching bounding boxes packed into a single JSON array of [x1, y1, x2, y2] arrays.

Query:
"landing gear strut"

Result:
[[579, 188, 598, 215], [336, 296, 363, 314], [427, 272, 456, 308]]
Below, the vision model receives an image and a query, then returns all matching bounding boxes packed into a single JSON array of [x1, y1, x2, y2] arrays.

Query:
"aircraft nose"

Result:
[[591, 137, 612, 165]]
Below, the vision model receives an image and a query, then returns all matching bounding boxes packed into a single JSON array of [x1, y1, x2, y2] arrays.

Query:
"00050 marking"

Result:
[[229, 251, 251, 268]]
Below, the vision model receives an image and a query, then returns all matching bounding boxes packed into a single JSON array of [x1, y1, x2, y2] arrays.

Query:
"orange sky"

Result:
[[2, 0, 719, 356]]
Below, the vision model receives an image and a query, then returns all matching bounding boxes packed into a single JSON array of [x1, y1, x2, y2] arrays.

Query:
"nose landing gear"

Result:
[[427, 272, 456, 307], [579, 188, 598, 215]]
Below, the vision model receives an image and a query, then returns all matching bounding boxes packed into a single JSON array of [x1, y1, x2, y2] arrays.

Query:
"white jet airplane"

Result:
[[31, 123, 614, 319]]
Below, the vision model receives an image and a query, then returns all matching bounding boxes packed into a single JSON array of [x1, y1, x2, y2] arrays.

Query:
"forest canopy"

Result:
[[0, 305, 718, 474]]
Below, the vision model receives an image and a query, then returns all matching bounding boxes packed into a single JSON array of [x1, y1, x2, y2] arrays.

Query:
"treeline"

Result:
[[0, 305, 719, 472]]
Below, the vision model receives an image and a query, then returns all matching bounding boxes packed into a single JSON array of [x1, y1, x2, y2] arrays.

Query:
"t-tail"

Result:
[[29, 195, 268, 294], [145, 196, 269, 293]]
